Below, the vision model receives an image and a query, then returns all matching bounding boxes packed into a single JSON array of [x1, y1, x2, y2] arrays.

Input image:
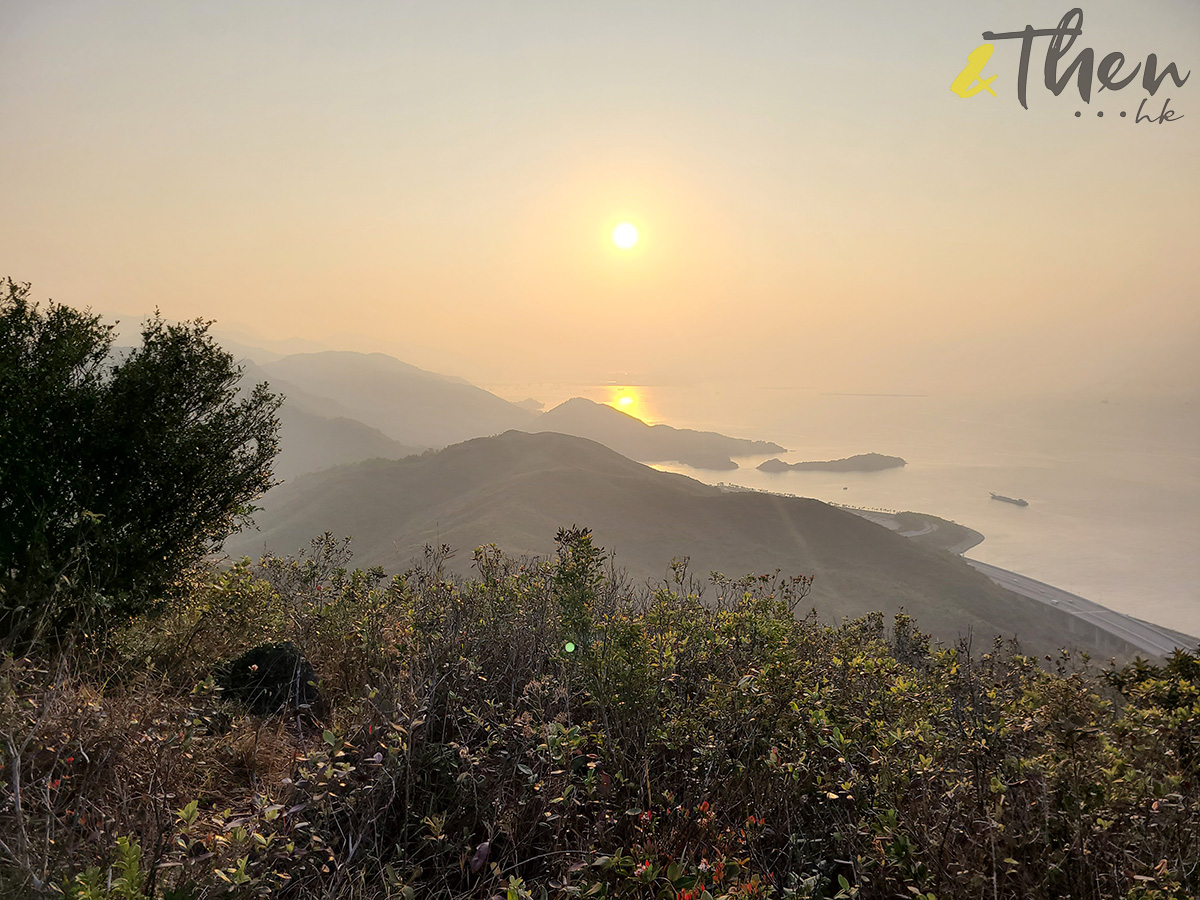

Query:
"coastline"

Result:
[[962, 558, 1198, 659], [711, 486, 1197, 658], [841, 507, 1198, 659]]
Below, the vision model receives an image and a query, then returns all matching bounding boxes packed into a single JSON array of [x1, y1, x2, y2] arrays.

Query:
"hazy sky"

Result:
[[2, 1, 1197, 394]]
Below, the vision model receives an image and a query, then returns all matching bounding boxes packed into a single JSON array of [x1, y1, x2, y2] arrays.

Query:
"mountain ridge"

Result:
[[259, 350, 535, 446], [228, 430, 1136, 659]]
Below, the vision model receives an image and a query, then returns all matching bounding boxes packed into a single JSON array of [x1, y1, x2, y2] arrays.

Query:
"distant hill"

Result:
[[241, 355, 784, 471], [273, 406, 423, 482], [233, 360, 424, 480], [536, 397, 784, 469], [259, 351, 535, 447], [758, 452, 906, 473], [239, 358, 362, 422], [228, 431, 1135, 659]]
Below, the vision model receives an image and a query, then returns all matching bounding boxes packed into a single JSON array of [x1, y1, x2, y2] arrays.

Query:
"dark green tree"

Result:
[[0, 279, 282, 648]]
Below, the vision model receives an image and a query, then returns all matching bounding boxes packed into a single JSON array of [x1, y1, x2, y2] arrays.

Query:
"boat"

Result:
[[990, 492, 1028, 507]]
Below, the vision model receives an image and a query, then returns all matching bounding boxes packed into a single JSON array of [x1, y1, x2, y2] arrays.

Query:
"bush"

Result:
[[0, 279, 281, 649], [2, 533, 1197, 899]]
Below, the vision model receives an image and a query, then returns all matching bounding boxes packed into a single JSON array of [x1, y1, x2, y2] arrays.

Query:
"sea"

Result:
[[485, 383, 1200, 640]]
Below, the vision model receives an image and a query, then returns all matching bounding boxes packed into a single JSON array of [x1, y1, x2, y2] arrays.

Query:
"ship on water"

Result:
[[990, 492, 1028, 507]]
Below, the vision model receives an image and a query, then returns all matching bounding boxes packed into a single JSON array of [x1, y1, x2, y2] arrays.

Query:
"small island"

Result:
[[675, 452, 740, 470], [757, 452, 906, 473]]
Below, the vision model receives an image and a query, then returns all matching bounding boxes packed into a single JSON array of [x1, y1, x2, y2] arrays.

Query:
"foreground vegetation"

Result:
[[1, 530, 1197, 900]]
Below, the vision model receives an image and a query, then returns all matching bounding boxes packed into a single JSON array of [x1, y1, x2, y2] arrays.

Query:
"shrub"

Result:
[[1, 534, 1197, 899], [0, 279, 281, 649]]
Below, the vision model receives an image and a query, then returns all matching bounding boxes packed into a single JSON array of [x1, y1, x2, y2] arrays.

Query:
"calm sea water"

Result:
[[489, 383, 1200, 638]]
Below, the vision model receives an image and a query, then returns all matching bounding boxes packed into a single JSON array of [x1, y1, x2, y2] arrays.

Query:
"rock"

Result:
[[218, 642, 323, 716]]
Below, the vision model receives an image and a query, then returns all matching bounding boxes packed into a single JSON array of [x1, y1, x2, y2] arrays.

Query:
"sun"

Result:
[[608, 387, 644, 419], [612, 222, 639, 249]]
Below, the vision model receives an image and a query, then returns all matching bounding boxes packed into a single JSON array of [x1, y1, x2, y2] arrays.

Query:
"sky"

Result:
[[2, 1, 1197, 395]]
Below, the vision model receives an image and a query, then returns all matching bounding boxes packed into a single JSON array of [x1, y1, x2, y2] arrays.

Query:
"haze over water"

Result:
[[489, 382, 1200, 638]]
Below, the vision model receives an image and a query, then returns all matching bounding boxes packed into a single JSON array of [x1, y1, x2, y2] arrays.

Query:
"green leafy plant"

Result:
[[0, 279, 282, 650]]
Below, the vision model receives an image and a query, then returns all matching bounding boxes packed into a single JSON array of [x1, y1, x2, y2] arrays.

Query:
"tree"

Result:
[[0, 279, 282, 648]]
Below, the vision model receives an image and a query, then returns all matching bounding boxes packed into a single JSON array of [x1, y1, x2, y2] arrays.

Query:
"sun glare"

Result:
[[608, 387, 646, 419], [612, 222, 639, 249]]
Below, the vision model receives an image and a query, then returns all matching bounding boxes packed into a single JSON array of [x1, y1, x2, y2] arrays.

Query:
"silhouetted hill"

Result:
[[243, 357, 781, 471], [274, 406, 423, 482], [233, 360, 424, 480], [259, 351, 535, 447], [536, 397, 784, 469], [239, 359, 361, 421], [229, 431, 1132, 658]]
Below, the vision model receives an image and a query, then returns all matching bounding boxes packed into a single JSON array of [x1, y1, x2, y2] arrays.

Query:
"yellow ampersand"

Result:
[[951, 43, 998, 97]]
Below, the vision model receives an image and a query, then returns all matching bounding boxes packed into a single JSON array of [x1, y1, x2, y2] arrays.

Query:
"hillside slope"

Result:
[[274, 406, 423, 482], [236, 360, 424, 480], [260, 351, 534, 446], [229, 431, 1132, 658]]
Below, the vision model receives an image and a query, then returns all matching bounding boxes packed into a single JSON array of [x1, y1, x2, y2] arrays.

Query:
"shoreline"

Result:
[[840, 506, 1197, 658], [962, 558, 1198, 659], [712, 485, 1197, 657]]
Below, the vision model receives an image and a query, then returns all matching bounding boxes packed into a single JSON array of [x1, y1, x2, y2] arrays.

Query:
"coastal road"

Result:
[[841, 505, 1196, 658], [964, 558, 1198, 659]]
